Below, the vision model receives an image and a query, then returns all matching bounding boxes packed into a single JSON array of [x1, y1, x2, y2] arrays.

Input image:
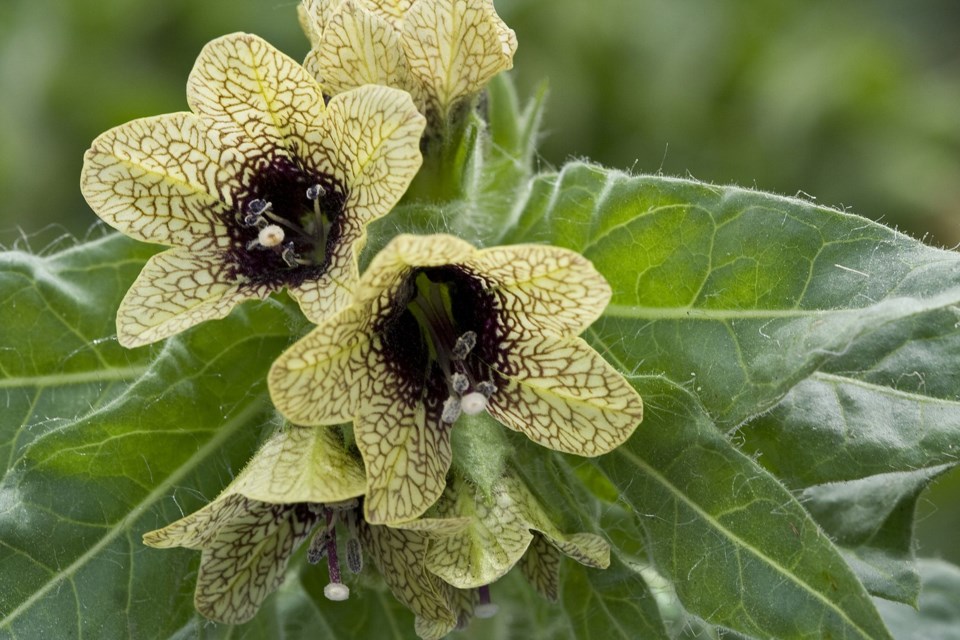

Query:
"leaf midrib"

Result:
[[0, 364, 149, 390], [612, 445, 885, 640]]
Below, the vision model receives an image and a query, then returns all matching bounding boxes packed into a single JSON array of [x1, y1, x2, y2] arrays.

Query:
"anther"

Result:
[[441, 396, 462, 424], [258, 224, 285, 248], [460, 391, 488, 416], [307, 529, 330, 565], [346, 538, 363, 573], [247, 198, 271, 215], [306, 184, 326, 200], [281, 242, 300, 268], [452, 331, 477, 360], [450, 372, 469, 395], [476, 380, 497, 398]]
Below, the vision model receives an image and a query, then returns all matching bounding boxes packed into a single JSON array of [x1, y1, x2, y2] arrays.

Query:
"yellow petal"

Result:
[[116, 249, 266, 348], [361, 523, 458, 639], [308, 85, 425, 227], [227, 426, 366, 504], [420, 480, 534, 589], [469, 244, 612, 335], [487, 334, 643, 456], [187, 33, 325, 158], [549, 532, 610, 570], [355, 233, 475, 307], [268, 305, 372, 425], [303, 2, 413, 97], [358, 0, 414, 27], [408, 474, 608, 590], [356, 367, 452, 524], [81, 112, 236, 249], [402, 0, 517, 115], [298, 0, 329, 46], [518, 533, 562, 601], [143, 493, 251, 550], [193, 499, 322, 624]]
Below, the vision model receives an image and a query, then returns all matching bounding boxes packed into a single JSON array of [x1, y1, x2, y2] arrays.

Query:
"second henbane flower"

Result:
[[81, 33, 425, 347], [299, 0, 517, 124], [269, 234, 643, 525]]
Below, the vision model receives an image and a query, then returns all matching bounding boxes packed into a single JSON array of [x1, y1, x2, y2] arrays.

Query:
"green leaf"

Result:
[[874, 559, 960, 640], [562, 555, 668, 640], [741, 299, 960, 486], [501, 163, 960, 430], [800, 465, 954, 605], [595, 376, 893, 640], [0, 234, 296, 638]]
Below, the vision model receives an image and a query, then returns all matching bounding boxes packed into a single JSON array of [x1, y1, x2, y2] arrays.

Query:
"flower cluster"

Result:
[[82, 2, 644, 638]]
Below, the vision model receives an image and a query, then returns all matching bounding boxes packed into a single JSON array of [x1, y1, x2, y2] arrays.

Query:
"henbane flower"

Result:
[[143, 426, 367, 622], [143, 426, 466, 638], [81, 33, 425, 347], [299, 0, 517, 123], [268, 234, 644, 525]]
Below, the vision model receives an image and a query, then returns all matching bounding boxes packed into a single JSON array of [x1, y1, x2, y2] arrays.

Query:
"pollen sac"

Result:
[[307, 529, 330, 564], [441, 396, 462, 424], [282, 242, 300, 268], [247, 198, 270, 215], [450, 372, 469, 395], [452, 331, 477, 360], [346, 537, 363, 573], [476, 380, 497, 398], [306, 184, 325, 200]]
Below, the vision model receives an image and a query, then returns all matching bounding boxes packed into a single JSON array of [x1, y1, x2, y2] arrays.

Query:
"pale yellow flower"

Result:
[[143, 426, 366, 622], [268, 234, 643, 525], [299, 0, 517, 122], [81, 33, 425, 347], [143, 426, 465, 638]]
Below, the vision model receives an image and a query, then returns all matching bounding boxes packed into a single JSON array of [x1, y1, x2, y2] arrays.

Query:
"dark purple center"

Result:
[[376, 265, 508, 422], [225, 154, 346, 289]]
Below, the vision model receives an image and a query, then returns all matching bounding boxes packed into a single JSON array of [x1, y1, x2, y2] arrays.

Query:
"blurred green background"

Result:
[[0, 0, 958, 560]]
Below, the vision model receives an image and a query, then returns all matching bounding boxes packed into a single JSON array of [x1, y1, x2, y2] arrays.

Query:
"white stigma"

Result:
[[460, 391, 488, 415], [258, 224, 285, 248], [475, 603, 499, 618], [324, 582, 350, 601]]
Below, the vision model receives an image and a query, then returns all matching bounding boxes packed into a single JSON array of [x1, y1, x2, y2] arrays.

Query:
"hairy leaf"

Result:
[[501, 163, 960, 431], [595, 376, 892, 640], [0, 233, 297, 638]]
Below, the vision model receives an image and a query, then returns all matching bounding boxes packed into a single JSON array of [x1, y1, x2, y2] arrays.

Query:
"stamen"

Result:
[[281, 242, 311, 268], [346, 537, 363, 573], [475, 584, 498, 618], [307, 529, 330, 564], [323, 510, 350, 601], [258, 224, 285, 248], [450, 373, 469, 395], [247, 199, 271, 215], [452, 331, 477, 360], [460, 391, 488, 416], [441, 396, 462, 424], [476, 381, 497, 398]]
